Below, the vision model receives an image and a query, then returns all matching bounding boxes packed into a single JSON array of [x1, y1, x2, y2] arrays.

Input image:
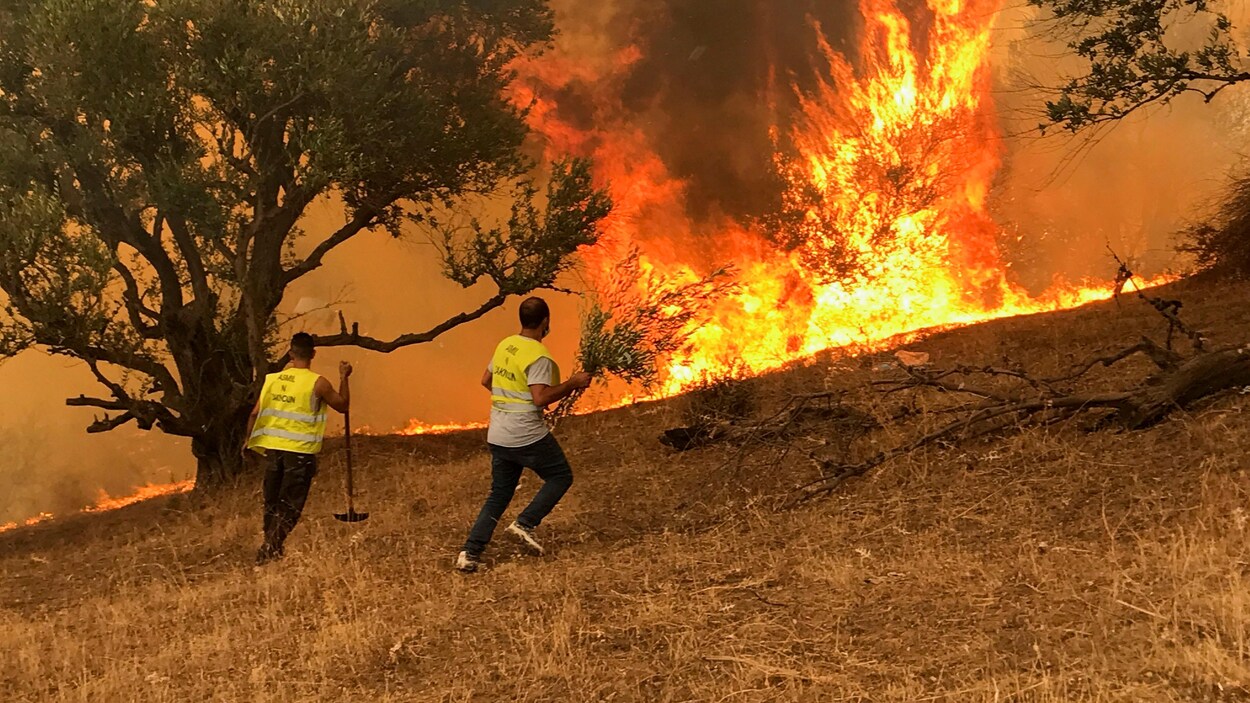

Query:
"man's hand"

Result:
[[570, 371, 593, 389], [340, 361, 353, 378]]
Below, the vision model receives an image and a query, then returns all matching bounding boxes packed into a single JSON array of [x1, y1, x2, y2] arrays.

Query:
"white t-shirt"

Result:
[[487, 356, 556, 447]]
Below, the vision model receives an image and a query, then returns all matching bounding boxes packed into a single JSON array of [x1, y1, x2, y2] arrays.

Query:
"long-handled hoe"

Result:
[[334, 410, 369, 523]]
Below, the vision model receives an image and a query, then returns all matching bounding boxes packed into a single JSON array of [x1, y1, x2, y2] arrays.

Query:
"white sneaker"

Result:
[[506, 522, 544, 555], [455, 551, 481, 573]]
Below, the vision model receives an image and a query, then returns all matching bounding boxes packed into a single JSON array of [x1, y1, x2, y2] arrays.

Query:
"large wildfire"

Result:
[[6, 0, 1168, 527], [486, 0, 1167, 404]]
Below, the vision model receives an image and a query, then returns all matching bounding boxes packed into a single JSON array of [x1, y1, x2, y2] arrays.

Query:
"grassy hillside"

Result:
[[4, 276, 1250, 702]]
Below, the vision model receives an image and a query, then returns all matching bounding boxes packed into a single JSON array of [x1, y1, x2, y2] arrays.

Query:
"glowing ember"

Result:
[[0, 480, 193, 534], [497, 0, 1171, 404]]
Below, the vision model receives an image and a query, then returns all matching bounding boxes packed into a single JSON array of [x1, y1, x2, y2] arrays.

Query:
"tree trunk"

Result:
[[166, 313, 259, 489], [191, 404, 253, 488]]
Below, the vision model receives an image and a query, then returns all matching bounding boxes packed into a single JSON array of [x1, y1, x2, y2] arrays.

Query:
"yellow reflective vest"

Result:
[[490, 335, 559, 413], [247, 367, 328, 455]]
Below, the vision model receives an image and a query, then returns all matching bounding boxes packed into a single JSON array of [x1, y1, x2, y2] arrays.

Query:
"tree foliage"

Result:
[[1030, 0, 1250, 131], [0, 0, 610, 484], [550, 249, 734, 423], [1181, 168, 1250, 275]]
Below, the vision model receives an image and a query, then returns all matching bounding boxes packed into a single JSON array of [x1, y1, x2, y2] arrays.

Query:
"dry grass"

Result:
[[5, 277, 1250, 701]]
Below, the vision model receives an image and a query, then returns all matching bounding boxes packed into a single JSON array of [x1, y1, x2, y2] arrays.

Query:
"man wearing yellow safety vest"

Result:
[[244, 332, 352, 565], [456, 297, 591, 573]]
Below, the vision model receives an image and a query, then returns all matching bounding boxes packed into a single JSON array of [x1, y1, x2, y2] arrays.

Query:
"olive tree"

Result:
[[0, 0, 611, 485]]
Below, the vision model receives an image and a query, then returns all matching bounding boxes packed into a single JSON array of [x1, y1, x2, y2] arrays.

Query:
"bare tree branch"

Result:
[[282, 207, 383, 285], [77, 344, 180, 399], [789, 389, 1135, 505], [65, 395, 131, 411], [111, 260, 161, 338], [65, 393, 187, 434], [166, 213, 213, 304], [213, 124, 258, 180], [85, 411, 137, 433], [84, 358, 132, 404], [1045, 337, 1181, 382], [312, 292, 508, 352]]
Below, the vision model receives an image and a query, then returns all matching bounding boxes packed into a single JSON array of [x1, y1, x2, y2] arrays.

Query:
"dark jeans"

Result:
[[463, 433, 574, 556], [259, 450, 318, 559]]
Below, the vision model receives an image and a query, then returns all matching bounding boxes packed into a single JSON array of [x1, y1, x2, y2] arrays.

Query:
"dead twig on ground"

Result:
[[661, 391, 866, 452], [784, 262, 1250, 507], [789, 344, 1250, 506]]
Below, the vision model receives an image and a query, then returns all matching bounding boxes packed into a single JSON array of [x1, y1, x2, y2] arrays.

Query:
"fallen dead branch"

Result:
[[786, 264, 1248, 506], [790, 344, 1250, 504]]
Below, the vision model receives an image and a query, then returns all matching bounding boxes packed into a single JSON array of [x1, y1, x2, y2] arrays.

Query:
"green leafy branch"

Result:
[[550, 248, 734, 424]]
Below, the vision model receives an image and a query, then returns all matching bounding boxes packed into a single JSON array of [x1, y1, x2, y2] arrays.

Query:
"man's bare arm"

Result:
[[529, 372, 592, 409], [481, 368, 492, 391], [316, 362, 353, 413]]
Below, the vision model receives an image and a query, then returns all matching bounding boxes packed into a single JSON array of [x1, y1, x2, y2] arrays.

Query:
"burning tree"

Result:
[[512, 0, 1126, 393], [770, 22, 998, 286], [0, 0, 611, 486]]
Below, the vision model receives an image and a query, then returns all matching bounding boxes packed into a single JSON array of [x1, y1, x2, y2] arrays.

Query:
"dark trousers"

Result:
[[259, 450, 318, 559], [463, 433, 574, 556]]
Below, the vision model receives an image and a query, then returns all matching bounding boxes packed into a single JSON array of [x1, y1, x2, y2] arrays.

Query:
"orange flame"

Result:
[[498, 0, 1171, 403], [0, 480, 193, 534], [85, 480, 195, 513], [395, 419, 488, 436]]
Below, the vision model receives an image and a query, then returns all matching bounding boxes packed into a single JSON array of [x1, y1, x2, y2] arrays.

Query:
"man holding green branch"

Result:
[[456, 297, 591, 573]]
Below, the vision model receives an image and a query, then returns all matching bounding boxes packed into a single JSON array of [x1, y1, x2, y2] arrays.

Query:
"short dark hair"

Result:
[[518, 297, 550, 329], [290, 332, 315, 361]]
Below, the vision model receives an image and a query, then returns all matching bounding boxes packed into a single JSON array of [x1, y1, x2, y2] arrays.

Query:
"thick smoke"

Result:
[[547, 0, 867, 224], [621, 0, 863, 222]]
